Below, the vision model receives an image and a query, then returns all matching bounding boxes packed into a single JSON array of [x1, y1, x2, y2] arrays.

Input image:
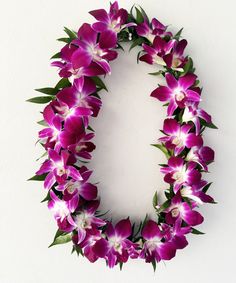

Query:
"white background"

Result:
[[1, 0, 236, 282]]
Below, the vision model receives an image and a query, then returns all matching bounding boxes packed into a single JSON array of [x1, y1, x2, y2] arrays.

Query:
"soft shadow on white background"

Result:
[[0, 0, 235, 282]]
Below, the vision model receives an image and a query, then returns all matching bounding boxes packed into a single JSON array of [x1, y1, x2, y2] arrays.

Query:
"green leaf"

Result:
[[28, 173, 47, 181], [57, 37, 71, 44], [49, 233, 72, 247], [35, 87, 58, 95], [50, 52, 61, 59], [87, 125, 95, 132], [55, 78, 71, 89], [181, 57, 193, 76], [36, 151, 48, 161], [64, 27, 77, 39], [191, 228, 205, 235], [119, 262, 123, 271], [156, 200, 171, 213], [151, 260, 157, 272], [151, 144, 170, 159], [174, 27, 184, 40], [202, 182, 212, 193], [91, 76, 108, 91], [129, 37, 145, 51], [37, 120, 48, 126], [41, 191, 51, 203], [148, 71, 163, 76], [27, 96, 54, 104], [152, 191, 158, 209], [201, 120, 218, 129], [135, 7, 144, 24], [138, 6, 149, 23]]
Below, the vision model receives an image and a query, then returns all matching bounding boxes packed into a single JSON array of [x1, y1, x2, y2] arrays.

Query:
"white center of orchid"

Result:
[[109, 237, 122, 254], [145, 237, 161, 251], [56, 166, 66, 176], [173, 166, 186, 183], [52, 200, 69, 220], [174, 88, 185, 101], [76, 213, 91, 229], [172, 136, 184, 147], [171, 207, 180, 218], [65, 180, 80, 194]]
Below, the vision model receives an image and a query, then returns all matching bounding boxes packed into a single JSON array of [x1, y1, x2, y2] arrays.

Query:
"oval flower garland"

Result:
[[29, 2, 217, 270]]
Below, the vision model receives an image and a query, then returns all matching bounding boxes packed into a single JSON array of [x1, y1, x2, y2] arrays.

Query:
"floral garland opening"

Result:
[[28, 1, 217, 270]]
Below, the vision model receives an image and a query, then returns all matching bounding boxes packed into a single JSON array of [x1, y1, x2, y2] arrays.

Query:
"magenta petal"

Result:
[[182, 204, 204, 226], [166, 73, 178, 89], [186, 89, 201, 102], [93, 238, 109, 258], [172, 235, 188, 249], [199, 146, 215, 163], [44, 172, 56, 190], [78, 23, 97, 44], [80, 183, 97, 200], [179, 74, 197, 89], [187, 169, 201, 185], [115, 219, 131, 239], [198, 109, 212, 123], [175, 39, 187, 56], [48, 149, 61, 163], [68, 166, 82, 181], [168, 156, 184, 168], [64, 116, 84, 135], [71, 48, 92, 69], [96, 59, 111, 74], [99, 30, 117, 49], [139, 54, 153, 64], [185, 133, 203, 148], [158, 242, 176, 260], [142, 220, 161, 240], [89, 9, 109, 22], [163, 118, 179, 135], [167, 100, 178, 116], [92, 22, 108, 32], [151, 86, 171, 101], [77, 228, 87, 244]]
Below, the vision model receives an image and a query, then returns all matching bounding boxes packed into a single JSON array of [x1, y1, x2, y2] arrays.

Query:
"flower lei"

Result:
[[29, 2, 217, 270]]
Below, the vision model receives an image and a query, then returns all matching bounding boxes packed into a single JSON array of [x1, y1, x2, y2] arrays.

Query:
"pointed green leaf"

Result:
[[152, 191, 158, 209], [50, 52, 61, 59], [28, 173, 47, 181], [151, 260, 157, 272], [55, 78, 71, 89], [49, 233, 72, 247], [35, 88, 58, 95], [57, 37, 71, 44], [91, 76, 108, 91], [27, 96, 54, 104], [129, 37, 145, 51], [151, 144, 170, 158], [37, 120, 48, 126], [135, 7, 144, 24], [64, 27, 77, 39], [174, 27, 184, 40], [191, 228, 205, 235], [41, 191, 51, 203], [202, 182, 212, 193]]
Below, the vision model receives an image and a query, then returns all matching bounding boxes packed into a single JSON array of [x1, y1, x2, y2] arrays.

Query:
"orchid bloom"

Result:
[[56, 166, 98, 202], [67, 201, 106, 244], [180, 180, 214, 204], [186, 145, 215, 170], [165, 192, 204, 226], [140, 36, 176, 66], [160, 157, 201, 193], [166, 39, 188, 70], [182, 102, 212, 135], [136, 18, 172, 43], [140, 220, 176, 263], [159, 118, 203, 155], [48, 190, 78, 231], [52, 44, 106, 90], [36, 149, 82, 190], [71, 23, 118, 75], [93, 219, 138, 268], [151, 73, 201, 116], [161, 219, 191, 250], [90, 1, 135, 49]]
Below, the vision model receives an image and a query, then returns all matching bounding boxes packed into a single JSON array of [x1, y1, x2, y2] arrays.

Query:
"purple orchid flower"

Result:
[[180, 180, 214, 204], [182, 102, 212, 135], [93, 219, 138, 268], [71, 23, 118, 75], [36, 149, 82, 190], [140, 220, 176, 263], [151, 73, 201, 116], [90, 1, 135, 49], [48, 190, 78, 232], [67, 200, 106, 245], [73, 227, 102, 263], [140, 36, 176, 67], [161, 218, 191, 250], [186, 145, 215, 170], [56, 166, 98, 202], [136, 18, 172, 43], [166, 39, 188, 70], [159, 118, 203, 155], [160, 157, 202, 193], [165, 192, 204, 226], [52, 44, 106, 91]]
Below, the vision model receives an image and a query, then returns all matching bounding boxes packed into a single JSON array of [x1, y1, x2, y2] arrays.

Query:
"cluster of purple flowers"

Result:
[[33, 1, 215, 269]]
